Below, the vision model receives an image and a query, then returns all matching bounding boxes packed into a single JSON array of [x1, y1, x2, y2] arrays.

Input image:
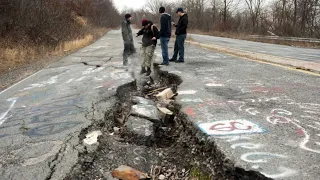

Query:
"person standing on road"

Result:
[[121, 14, 135, 66], [159, 7, 172, 65], [170, 8, 188, 63], [136, 20, 160, 76]]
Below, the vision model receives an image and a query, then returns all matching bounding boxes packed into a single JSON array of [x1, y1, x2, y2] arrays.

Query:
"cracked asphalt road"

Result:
[[0, 30, 134, 180], [189, 34, 320, 62], [1, 29, 319, 180], [157, 38, 320, 179]]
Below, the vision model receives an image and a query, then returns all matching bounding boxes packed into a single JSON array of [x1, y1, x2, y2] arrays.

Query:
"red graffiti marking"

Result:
[[210, 122, 252, 131], [102, 81, 113, 88], [184, 108, 196, 118], [296, 128, 305, 136]]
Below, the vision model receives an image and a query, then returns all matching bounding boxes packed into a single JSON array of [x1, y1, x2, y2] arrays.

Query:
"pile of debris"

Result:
[[83, 86, 185, 180]]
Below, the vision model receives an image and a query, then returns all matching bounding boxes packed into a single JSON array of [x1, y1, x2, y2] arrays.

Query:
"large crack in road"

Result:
[[64, 65, 271, 180]]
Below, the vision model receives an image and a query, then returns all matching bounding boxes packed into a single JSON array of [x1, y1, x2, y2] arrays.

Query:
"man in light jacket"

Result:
[[121, 14, 135, 66]]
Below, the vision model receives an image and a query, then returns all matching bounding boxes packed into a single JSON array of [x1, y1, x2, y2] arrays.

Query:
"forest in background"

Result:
[[0, 0, 120, 76], [129, 0, 320, 38]]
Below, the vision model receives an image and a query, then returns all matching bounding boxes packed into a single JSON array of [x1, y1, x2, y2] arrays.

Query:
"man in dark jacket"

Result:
[[170, 8, 188, 63], [159, 7, 172, 65], [136, 20, 160, 76], [121, 14, 135, 66]]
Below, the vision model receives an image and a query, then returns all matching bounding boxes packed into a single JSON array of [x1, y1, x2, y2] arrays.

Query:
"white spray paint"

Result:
[[19, 75, 59, 91], [206, 83, 224, 87], [245, 108, 260, 116], [0, 70, 44, 95], [0, 97, 18, 125], [217, 135, 252, 142], [231, 143, 263, 149], [240, 152, 287, 163], [262, 166, 298, 179], [180, 98, 204, 103], [290, 121, 320, 154], [178, 90, 197, 95], [65, 78, 75, 83]]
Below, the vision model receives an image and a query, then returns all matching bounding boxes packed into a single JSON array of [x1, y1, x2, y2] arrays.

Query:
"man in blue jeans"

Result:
[[159, 7, 172, 65], [170, 8, 188, 63]]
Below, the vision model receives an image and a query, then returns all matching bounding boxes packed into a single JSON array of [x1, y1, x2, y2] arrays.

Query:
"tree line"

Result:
[[0, 0, 120, 47], [130, 0, 320, 38]]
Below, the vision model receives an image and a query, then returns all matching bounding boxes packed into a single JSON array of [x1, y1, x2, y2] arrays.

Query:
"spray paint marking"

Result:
[[181, 98, 204, 103], [241, 152, 287, 163], [231, 143, 263, 149], [0, 97, 18, 125], [184, 107, 196, 118], [178, 90, 197, 95], [262, 166, 298, 179], [198, 119, 267, 136]]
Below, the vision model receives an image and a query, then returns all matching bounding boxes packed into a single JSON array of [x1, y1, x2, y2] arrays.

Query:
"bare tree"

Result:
[[244, 0, 265, 32]]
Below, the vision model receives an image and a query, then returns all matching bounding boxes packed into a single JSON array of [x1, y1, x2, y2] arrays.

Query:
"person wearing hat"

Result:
[[159, 7, 172, 65], [121, 14, 135, 66], [136, 20, 160, 76], [170, 8, 188, 63]]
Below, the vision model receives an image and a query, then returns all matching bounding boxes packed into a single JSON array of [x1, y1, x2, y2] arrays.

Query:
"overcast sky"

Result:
[[113, 0, 147, 12]]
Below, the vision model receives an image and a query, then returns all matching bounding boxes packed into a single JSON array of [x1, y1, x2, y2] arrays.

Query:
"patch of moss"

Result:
[[190, 167, 211, 180]]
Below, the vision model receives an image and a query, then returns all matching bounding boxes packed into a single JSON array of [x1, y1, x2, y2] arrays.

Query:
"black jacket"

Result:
[[175, 14, 188, 35], [160, 13, 172, 38], [137, 22, 160, 47]]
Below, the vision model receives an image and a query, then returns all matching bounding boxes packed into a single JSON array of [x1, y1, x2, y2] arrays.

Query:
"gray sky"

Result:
[[113, 0, 147, 12]]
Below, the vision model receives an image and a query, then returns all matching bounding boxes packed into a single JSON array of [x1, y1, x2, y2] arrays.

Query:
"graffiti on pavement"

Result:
[[217, 135, 298, 179], [198, 119, 267, 136], [0, 97, 18, 126], [27, 122, 82, 137]]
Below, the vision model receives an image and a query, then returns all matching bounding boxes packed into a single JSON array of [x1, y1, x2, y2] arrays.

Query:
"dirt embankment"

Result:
[[0, 0, 120, 90]]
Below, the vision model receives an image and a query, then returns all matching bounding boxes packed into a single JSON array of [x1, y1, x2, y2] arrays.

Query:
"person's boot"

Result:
[[146, 67, 151, 76], [140, 67, 147, 74]]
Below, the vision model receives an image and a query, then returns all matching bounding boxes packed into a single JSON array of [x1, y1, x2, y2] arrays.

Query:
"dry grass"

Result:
[[55, 34, 94, 53], [0, 28, 109, 77]]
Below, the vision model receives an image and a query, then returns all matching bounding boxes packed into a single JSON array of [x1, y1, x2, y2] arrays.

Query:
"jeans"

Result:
[[160, 37, 170, 64], [172, 34, 187, 61]]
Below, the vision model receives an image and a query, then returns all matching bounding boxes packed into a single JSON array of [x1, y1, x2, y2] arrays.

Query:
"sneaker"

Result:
[[160, 63, 169, 66], [169, 58, 176, 62], [175, 60, 184, 63]]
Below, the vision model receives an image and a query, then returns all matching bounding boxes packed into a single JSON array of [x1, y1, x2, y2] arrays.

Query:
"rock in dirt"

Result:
[[157, 105, 175, 124], [132, 96, 155, 105], [125, 116, 154, 138], [83, 130, 102, 145], [112, 165, 149, 180], [157, 106, 173, 115], [131, 104, 160, 122], [83, 130, 102, 153], [113, 127, 120, 133], [159, 174, 166, 180], [156, 88, 176, 101]]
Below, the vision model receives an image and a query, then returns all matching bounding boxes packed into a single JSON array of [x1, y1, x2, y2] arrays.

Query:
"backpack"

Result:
[[151, 25, 157, 36]]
